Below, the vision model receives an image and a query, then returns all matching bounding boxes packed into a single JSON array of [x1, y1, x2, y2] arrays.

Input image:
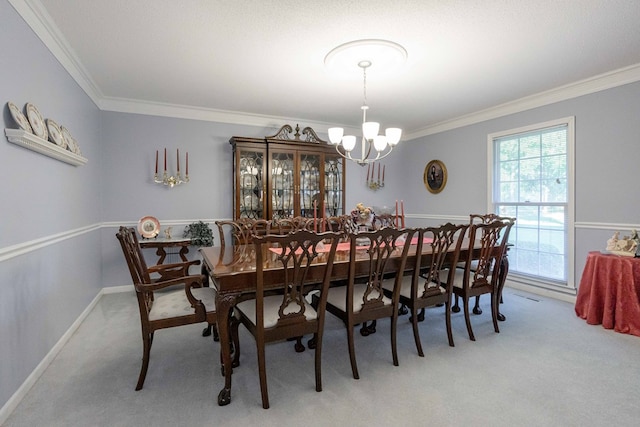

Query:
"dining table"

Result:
[[200, 236, 510, 406]]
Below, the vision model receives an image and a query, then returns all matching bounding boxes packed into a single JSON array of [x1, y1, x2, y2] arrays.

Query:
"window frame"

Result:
[[487, 116, 576, 292]]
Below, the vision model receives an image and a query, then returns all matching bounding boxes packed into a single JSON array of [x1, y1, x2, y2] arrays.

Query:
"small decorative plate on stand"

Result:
[[138, 216, 160, 239], [7, 101, 33, 133], [25, 103, 48, 141], [46, 119, 65, 147]]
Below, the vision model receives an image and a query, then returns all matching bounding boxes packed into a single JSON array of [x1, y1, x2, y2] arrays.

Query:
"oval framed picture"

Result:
[[423, 159, 447, 194]]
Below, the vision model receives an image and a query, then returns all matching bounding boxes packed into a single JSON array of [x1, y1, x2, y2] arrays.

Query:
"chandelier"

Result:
[[326, 40, 405, 166]]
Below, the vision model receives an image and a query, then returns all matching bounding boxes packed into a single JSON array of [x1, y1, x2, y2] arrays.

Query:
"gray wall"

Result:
[[2, 0, 639, 415], [397, 81, 640, 289], [1, 0, 101, 410], [97, 112, 376, 287]]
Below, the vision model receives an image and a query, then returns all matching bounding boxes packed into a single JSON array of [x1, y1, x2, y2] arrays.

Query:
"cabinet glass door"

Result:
[[324, 154, 344, 217], [270, 151, 295, 219], [238, 149, 264, 219], [299, 153, 321, 219]]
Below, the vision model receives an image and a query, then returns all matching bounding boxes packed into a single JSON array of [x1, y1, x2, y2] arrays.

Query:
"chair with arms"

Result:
[[451, 219, 513, 341], [325, 227, 416, 379], [384, 223, 468, 356], [452, 214, 516, 315], [230, 230, 341, 409], [115, 226, 218, 390]]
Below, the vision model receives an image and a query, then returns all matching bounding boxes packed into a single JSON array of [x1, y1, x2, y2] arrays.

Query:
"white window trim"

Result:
[[487, 116, 576, 291]]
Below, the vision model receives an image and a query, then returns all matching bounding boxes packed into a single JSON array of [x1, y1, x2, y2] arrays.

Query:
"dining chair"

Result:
[[317, 215, 354, 241], [451, 219, 514, 341], [215, 220, 245, 247], [452, 214, 516, 315], [244, 218, 272, 240], [325, 227, 416, 379], [270, 216, 315, 234], [230, 230, 341, 409], [115, 226, 218, 390], [371, 212, 399, 230], [383, 223, 468, 356]]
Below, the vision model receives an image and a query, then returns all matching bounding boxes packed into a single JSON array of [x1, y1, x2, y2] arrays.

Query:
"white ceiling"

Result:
[[14, 0, 640, 139]]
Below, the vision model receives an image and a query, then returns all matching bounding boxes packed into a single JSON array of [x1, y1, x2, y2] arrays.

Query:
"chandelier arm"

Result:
[[333, 143, 394, 165]]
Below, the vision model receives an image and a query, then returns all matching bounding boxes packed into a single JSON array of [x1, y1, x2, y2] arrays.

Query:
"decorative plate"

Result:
[[243, 194, 261, 209], [71, 136, 82, 155], [46, 119, 65, 147], [25, 103, 48, 141], [60, 126, 73, 151], [138, 216, 160, 238], [7, 101, 33, 133], [241, 174, 258, 188]]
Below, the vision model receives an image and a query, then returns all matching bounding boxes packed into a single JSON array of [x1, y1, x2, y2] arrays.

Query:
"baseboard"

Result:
[[0, 289, 104, 425], [504, 280, 577, 304], [102, 284, 134, 294]]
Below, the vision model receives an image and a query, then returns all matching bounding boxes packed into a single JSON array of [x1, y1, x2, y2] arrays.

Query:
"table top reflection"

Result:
[[200, 237, 449, 294]]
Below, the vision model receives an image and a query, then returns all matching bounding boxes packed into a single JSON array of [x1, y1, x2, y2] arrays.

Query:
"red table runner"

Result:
[[268, 236, 433, 255]]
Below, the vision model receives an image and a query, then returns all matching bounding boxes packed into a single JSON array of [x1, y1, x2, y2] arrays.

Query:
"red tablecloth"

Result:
[[575, 251, 640, 336]]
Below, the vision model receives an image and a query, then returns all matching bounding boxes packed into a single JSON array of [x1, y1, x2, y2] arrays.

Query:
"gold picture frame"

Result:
[[424, 160, 447, 194]]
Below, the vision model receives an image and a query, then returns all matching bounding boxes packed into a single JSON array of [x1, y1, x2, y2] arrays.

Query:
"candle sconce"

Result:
[[154, 148, 189, 188], [366, 161, 385, 191]]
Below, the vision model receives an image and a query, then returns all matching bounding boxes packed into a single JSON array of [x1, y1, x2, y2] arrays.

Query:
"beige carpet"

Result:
[[4, 286, 640, 426]]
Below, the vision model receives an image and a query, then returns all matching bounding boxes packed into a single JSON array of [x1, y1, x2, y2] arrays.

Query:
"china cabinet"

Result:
[[230, 124, 345, 221]]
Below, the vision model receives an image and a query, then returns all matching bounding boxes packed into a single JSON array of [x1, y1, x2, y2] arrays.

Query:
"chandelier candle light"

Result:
[[154, 148, 189, 188], [326, 39, 406, 166]]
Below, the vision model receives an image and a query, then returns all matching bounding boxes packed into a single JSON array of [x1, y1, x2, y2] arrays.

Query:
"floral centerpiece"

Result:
[[351, 202, 374, 226]]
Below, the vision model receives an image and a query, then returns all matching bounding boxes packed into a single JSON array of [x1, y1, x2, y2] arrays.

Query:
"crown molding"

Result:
[[98, 96, 346, 134], [404, 63, 640, 140], [11, 0, 640, 138]]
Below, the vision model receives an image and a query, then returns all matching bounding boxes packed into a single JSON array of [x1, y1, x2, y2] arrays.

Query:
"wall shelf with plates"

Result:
[[5, 128, 87, 166]]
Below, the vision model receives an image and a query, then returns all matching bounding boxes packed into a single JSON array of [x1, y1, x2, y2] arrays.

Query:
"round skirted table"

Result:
[[575, 251, 640, 336]]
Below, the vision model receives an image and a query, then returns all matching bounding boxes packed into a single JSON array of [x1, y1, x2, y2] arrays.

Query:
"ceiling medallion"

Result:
[[324, 39, 407, 79]]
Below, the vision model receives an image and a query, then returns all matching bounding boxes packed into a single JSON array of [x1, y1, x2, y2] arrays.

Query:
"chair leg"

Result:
[[230, 319, 241, 369], [294, 336, 305, 352], [410, 307, 424, 357], [203, 323, 220, 341], [409, 308, 425, 323], [314, 332, 323, 392], [136, 331, 153, 391], [212, 324, 219, 341], [452, 295, 461, 312], [347, 325, 359, 380], [391, 315, 399, 367], [307, 335, 317, 349], [463, 297, 475, 341], [398, 303, 409, 315], [491, 292, 500, 333], [255, 339, 269, 409], [472, 296, 482, 315], [445, 300, 455, 347]]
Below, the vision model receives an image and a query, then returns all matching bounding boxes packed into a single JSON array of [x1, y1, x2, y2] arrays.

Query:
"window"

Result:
[[488, 117, 575, 289]]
